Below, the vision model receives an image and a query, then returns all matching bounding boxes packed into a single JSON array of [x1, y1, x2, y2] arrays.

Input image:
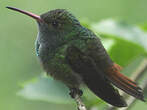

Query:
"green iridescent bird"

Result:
[[7, 7, 145, 107]]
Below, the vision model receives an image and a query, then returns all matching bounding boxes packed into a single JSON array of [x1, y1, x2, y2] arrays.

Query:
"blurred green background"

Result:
[[1, 0, 147, 110]]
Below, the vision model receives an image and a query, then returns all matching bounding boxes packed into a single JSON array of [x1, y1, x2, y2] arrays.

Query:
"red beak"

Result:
[[6, 6, 43, 22]]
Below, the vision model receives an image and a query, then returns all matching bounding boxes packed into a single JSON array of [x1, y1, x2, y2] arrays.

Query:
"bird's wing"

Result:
[[66, 45, 127, 107], [83, 37, 145, 101]]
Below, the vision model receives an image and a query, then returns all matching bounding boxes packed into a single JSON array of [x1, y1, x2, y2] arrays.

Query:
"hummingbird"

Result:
[[7, 7, 145, 107]]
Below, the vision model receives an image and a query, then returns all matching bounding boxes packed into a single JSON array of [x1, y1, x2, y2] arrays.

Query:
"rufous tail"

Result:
[[106, 63, 145, 101]]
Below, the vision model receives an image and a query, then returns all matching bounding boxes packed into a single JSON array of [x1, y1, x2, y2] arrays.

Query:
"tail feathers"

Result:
[[83, 73, 127, 107], [113, 64, 137, 85], [106, 63, 145, 101]]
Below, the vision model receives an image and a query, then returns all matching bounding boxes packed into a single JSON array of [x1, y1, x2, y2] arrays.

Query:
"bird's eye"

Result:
[[52, 21, 59, 28]]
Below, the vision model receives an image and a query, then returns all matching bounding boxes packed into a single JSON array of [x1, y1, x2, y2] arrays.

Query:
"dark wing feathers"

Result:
[[84, 38, 145, 101], [66, 45, 127, 107]]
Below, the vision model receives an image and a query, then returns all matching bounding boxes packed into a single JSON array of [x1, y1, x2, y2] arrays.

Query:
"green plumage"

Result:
[[35, 9, 128, 107]]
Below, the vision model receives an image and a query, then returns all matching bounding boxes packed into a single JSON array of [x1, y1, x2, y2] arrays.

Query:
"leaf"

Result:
[[139, 23, 147, 31], [101, 38, 115, 51], [17, 75, 104, 105], [129, 101, 147, 110], [121, 56, 145, 76], [108, 38, 146, 66], [80, 18, 92, 29], [17, 75, 74, 104], [91, 19, 147, 51]]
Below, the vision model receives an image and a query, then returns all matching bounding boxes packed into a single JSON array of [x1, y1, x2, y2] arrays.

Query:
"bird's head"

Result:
[[40, 9, 80, 32], [7, 7, 80, 43]]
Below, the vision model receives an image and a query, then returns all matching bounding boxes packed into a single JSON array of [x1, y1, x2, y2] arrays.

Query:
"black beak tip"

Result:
[[6, 6, 15, 10], [6, 6, 11, 9]]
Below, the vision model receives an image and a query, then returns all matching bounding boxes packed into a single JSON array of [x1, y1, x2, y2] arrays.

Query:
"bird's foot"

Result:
[[69, 88, 83, 98]]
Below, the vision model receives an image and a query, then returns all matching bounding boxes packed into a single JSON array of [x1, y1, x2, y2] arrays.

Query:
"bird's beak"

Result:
[[6, 6, 43, 22]]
